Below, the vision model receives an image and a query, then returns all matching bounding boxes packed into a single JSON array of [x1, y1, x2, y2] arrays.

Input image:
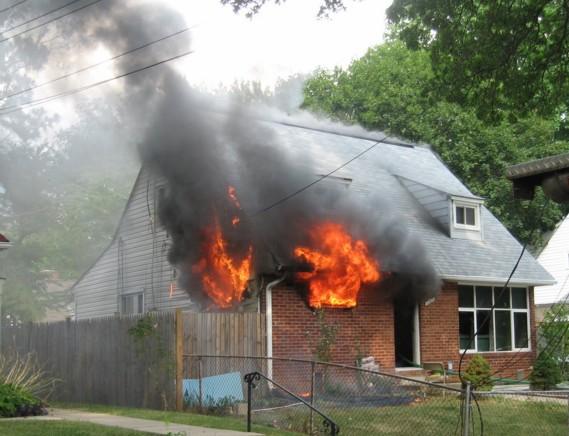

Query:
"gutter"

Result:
[[265, 274, 286, 381], [440, 274, 556, 287]]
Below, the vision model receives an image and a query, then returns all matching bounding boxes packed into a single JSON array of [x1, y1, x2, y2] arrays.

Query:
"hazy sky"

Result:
[[12, 0, 393, 127], [169, 0, 392, 88]]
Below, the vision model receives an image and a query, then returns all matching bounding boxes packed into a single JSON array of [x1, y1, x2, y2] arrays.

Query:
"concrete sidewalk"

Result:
[[49, 408, 263, 436]]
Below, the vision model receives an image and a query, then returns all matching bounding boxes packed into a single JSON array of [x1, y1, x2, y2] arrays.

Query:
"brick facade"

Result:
[[420, 282, 537, 379], [269, 281, 537, 378], [271, 286, 395, 367]]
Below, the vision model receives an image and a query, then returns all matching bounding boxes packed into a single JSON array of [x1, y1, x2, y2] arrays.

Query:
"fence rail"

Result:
[[2, 311, 568, 435], [0, 310, 266, 409], [2, 312, 176, 409]]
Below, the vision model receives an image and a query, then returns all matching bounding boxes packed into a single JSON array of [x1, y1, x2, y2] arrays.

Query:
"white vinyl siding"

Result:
[[536, 214, 569, 305], [72, 167, 192, 319]]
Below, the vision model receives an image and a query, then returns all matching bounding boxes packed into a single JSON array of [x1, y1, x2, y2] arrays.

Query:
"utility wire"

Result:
[[527, 293, 569, 367], [489, 272, 569, 378], [0, 0, 105, 44], [457, 199, 548, 380], [250, 136, 387, 216], [0, 49, 194, 116], [472, 391, 483, 436], [510, 318, 569, 384], [0, 25, 195, 102], [1, 0, 82, 35], [0, 0, 27, 15]]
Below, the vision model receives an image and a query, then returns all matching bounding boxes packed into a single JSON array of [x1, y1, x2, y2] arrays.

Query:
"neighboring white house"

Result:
[[535, 213, 569, 320]]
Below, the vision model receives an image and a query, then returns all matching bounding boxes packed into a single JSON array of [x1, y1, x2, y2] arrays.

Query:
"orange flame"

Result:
[[294, 222, 380, 308], [192, 217, 253, 308], [228, 185, 241, 209], [192, 185, 252, 308], [169, 282, 176, 298]]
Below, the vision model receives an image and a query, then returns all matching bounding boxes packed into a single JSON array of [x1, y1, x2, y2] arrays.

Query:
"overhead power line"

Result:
[[490, 273, 569, 377], [0, 25, 195, 102], [0, 0, 28, 15], [0, 0, 105, 45], [0, 49, 195, 116], [251, 136, 387, 216], [1, 0, 82, 34], [457, 199, 548, 380]]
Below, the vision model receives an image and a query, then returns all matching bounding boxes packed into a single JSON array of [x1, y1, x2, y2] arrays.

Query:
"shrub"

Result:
[[0, 383, 46, 417], [463, 355, 494, 391], [529, 352, 562, 390], [0, 353, 57, 399], [538, 305, 569, 380]]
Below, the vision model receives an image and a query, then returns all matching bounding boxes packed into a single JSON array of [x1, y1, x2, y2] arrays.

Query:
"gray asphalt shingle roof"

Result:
[[264, 120, 554, 286]]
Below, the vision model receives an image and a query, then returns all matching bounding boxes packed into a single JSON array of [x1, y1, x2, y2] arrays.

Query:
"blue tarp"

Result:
[[183, 372, 244, 405]]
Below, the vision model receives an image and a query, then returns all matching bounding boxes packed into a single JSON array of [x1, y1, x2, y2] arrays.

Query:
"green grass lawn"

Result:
[[54, 396, 567, 436], [0, 420, 156, 436], [54, 402, 298, 435]]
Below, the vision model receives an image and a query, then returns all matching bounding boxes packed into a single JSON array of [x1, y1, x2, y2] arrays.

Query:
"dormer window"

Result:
[[450, 196, 483, 240], [454, 203, 478, 228]]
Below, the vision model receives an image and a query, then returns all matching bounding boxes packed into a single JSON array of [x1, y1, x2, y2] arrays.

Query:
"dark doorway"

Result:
[[394, 299, 416, 367]]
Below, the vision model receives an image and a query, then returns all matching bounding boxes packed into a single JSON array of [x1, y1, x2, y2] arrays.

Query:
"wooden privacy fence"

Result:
[[1, 310, 266, 410]]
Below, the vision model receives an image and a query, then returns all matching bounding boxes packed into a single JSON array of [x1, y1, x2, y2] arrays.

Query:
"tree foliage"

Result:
[[0, 142, 134, 322], [530, 352, 562, 390], [538, 304, 569, 381], [303, 43, 569, 246], [220, 0, 349, 17], [387, 1, 569, 121]]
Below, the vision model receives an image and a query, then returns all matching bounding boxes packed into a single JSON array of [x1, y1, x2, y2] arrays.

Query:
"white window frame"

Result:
[[453, 201, 481, 231], [458, 284, 531, 354], [120, 291, 145, 315]]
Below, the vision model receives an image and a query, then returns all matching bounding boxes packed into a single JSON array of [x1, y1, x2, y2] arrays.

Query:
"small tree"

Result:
[[529, 353, 562, 390], [538, 304, 569, 380], [314, 310, 338, 363], [463, 355, 494, 391]]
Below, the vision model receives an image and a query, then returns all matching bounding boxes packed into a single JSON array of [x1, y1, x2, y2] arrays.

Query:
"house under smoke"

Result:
[[71, 103, 553, 376]]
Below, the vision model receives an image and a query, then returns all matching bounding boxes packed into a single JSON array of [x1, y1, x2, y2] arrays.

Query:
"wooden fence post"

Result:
[[175, 309, 184, 411]]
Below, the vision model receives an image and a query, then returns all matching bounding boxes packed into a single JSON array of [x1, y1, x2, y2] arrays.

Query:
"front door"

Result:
[[394, 299, 419, 367]]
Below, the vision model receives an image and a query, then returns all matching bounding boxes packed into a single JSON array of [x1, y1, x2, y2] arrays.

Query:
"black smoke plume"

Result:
[[138, 72, 440, 308]]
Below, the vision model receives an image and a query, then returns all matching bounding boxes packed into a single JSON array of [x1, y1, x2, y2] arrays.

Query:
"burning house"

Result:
[[71, 83, 553, 375]]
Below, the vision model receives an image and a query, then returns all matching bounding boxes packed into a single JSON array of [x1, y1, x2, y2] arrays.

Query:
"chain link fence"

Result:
[[470, 390, 568, 436], [182, 355, 568, 435]]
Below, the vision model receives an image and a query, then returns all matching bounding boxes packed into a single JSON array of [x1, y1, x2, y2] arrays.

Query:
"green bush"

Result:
[[463, 355, 494, 391], [0, 353, 57, 399], [529, 353, 562, 390], [0, 383, 46, 417]]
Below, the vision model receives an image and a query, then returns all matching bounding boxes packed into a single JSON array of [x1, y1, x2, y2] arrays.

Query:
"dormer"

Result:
[[397, 176, 484, 241], [449, 195, 484, 241]]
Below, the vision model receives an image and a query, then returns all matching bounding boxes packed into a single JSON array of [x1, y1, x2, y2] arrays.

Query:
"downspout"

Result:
[[266, 274, 286, 381]]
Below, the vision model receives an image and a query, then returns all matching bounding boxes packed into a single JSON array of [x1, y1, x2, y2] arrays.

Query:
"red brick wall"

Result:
[[420, 282, 537, 379], [270, 282, 537, 378], [270, 287, 395, 368]]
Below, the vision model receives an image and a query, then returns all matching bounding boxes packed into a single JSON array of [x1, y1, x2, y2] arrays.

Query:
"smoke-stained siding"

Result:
[[72, 167, 192, 320]]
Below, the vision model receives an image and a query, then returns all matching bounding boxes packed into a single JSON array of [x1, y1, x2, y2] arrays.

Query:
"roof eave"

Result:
[[440, 274, 556, 287]]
